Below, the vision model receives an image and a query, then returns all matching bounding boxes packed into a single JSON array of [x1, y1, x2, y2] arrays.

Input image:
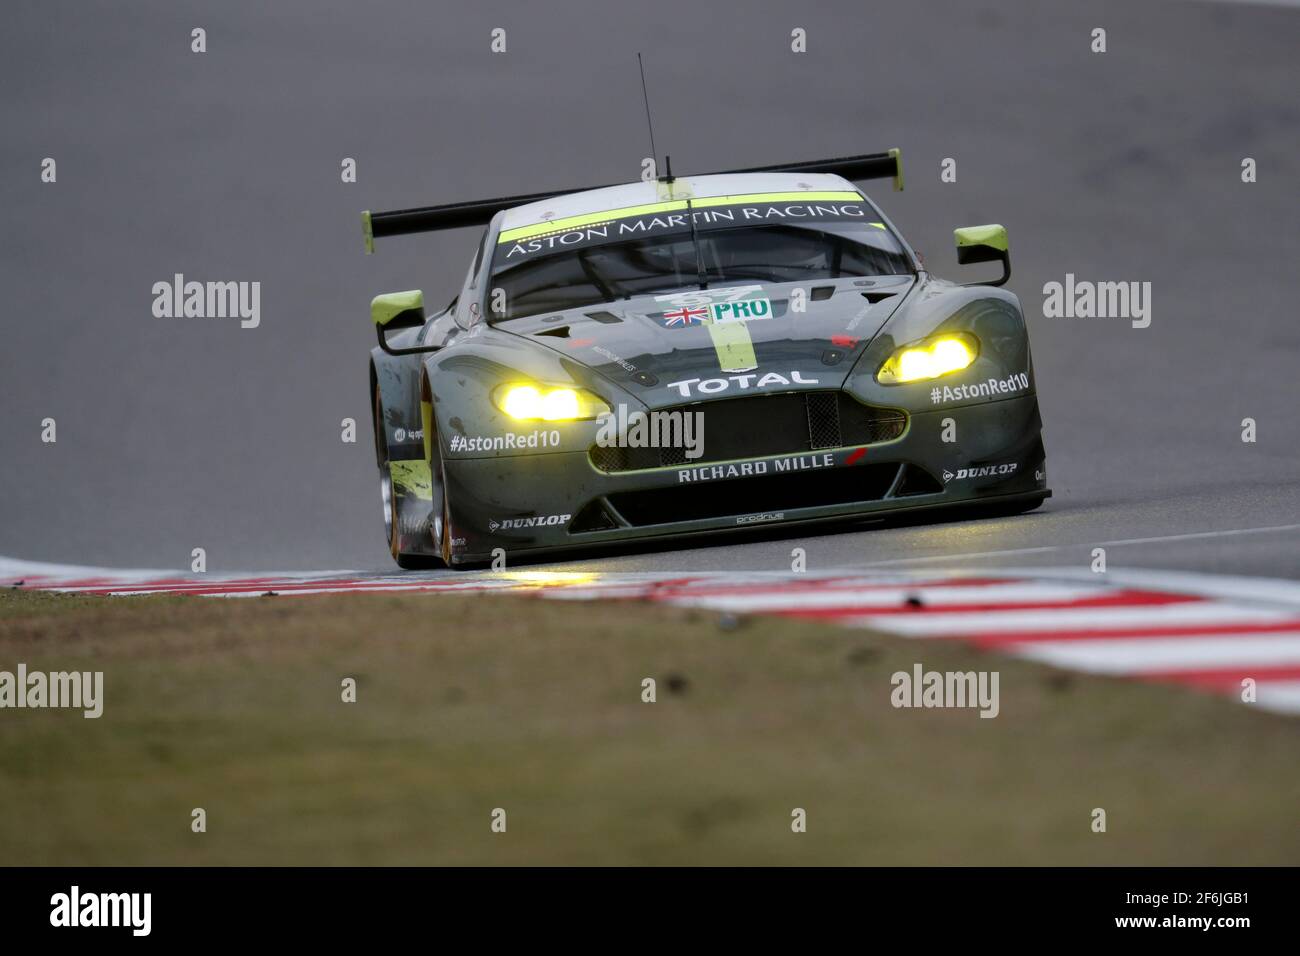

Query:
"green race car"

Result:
[[364, 150, 1048, 568]]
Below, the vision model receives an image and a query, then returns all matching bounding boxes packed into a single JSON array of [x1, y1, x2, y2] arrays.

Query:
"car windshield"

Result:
[[488, 201, 913, 322]]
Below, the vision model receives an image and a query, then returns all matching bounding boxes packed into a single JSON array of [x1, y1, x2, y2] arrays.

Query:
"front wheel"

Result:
[[375, 384, 443, 570]]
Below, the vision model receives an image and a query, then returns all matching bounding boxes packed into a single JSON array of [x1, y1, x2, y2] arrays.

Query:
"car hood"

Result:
[[499, 276, 914, 406]]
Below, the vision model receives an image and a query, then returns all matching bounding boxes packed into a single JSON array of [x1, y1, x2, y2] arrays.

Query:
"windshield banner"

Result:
[[495, 193, 883, 265]]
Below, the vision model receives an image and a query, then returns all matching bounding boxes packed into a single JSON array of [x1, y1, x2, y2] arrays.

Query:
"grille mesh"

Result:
[[588, 393, 906, 473], [659, 445, 690, 467], [589, 445, 629, 473], [806, 393, 841, 449], [857, 409, 908, 445]]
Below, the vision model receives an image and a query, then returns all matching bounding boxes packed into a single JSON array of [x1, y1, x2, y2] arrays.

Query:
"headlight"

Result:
[[492, 383, 610, 421], [876, 333, 979, 384]]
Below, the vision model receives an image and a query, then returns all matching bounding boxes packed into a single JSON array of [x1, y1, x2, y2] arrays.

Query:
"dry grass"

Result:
[[0, 587, 1296, 864]]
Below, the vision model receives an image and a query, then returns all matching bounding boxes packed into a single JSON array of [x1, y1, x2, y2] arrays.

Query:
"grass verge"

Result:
[[0, 587, 1296, 864]]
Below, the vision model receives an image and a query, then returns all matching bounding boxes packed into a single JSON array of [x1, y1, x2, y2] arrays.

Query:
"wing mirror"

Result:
[[954, 224, 1009, 287], [372, 290, 438, 355]]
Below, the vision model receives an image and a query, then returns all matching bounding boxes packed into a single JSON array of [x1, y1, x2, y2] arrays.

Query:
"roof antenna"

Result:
[[637, 53, 667, 182]]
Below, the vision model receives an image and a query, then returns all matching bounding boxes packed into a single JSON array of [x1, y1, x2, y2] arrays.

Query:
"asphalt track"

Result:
[[2, 0, 1298, 579]]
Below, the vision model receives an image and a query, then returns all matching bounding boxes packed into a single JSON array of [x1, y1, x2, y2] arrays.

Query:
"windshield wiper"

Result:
[[576, 248, 622, 301], [685, 197, 708, 290]]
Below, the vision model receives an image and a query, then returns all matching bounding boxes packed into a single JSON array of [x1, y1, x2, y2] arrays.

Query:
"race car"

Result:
[[364, 149, 1048, 568]]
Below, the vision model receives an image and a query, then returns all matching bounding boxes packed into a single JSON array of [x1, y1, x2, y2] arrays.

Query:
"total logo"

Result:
[[666, 370, 819, 398], [488, 513, 572, 532], [942, 463, 1018, 483]]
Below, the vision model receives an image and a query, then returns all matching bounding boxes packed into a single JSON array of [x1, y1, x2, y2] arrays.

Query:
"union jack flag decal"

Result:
[[659, 306, 709, 327]]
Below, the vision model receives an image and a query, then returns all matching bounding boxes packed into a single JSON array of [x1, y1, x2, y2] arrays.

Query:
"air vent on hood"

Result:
[[535, 326, 570, 338], [810, 286, 835, 301], [585, 311, 623, 323], [862, 291, 898, 304]]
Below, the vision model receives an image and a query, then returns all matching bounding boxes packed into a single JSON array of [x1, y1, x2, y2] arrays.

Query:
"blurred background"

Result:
[[2, 0, 1297, 572]]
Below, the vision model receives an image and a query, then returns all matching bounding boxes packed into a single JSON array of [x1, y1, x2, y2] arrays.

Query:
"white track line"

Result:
[[660, 583, 1106, 611], [845, 603, 1292, 635], [1257, 681, 1300, 715], [853, 523, 1300, 567], [990, 567, 1300, 611], [1011, 635, 1300, 674]]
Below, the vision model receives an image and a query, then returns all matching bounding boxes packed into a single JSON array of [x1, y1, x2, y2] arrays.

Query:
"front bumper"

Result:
[[441, 392, 1048, 565]]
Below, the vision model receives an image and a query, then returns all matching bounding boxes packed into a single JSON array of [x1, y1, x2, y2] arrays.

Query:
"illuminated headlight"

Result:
[[876, 333, 979, 384], [492, 383, 610, 421]]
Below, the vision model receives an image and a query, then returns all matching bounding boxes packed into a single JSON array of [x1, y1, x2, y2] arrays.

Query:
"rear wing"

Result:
[[362, 148, 902, 253]]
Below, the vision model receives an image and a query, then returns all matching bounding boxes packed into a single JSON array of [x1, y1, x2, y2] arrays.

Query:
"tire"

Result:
[[375, 384, 443, 570], [424, 378, 457, 567], [435, 466, 453, 566]]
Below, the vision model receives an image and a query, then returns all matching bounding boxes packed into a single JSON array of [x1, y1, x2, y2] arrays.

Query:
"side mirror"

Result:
[[372, 290, 437, 355], [954, 224, 1009, 287]]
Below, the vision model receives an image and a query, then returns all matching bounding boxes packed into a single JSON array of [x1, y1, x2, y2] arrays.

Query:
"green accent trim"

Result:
[[497, 191, 864, 244], [656, 179, 693, 201], [869, 222, 885, 230], [707, 321, 758, 373], [362, 210, 374, 255], [389, 460, 433, 501], [889, 147, 904, 192], [693, 190, 861, 208], [420, 399, 433, 463], [954, 224, 1008, 252], [371, 290, 424, 327]]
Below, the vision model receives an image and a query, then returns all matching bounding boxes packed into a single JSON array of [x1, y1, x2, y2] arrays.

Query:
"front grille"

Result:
[[589, 393, 907, 473], [805, 393, 841, 449], [607, 462, 902, 526], [589, 445, 629, 473]]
